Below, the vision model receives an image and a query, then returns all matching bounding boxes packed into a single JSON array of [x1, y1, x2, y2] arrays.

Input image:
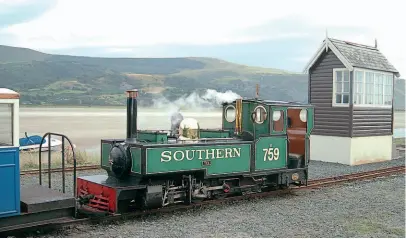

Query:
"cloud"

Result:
[[0, 0, 404, 76], [0, 0, 56, 28], [3, 0, 280, 49], [9, 0, 395, 49]]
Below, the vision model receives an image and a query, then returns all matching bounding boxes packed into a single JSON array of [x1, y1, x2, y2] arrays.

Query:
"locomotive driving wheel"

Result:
[[135, 192, 148, 210], [135, 185, 164, 210]]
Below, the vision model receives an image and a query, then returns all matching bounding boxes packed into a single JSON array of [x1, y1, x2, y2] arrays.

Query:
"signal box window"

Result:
[[0, 103, 13, 146], [333, 69, 350, 106]]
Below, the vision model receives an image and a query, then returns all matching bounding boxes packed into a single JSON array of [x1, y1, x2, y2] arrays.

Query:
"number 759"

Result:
[[263, 147, 280, 161]]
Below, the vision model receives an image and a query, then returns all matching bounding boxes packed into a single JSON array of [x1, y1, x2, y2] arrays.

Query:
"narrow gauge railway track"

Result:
[[6, 165, 404, 237], [20, 165, 100, 176], [305, 165, 405, 189]]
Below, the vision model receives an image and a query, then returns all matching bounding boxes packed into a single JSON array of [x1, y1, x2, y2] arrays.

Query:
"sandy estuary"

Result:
[[19, 106, 405, 154]]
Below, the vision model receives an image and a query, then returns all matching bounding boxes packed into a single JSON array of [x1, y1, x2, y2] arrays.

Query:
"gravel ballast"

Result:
[[308, 157, 405, 179], [18, 158, 405, 237], [31, 174, 405, 238]]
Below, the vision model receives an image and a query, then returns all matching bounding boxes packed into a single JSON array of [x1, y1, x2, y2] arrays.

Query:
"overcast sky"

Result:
[[0, 0, 404, 76]]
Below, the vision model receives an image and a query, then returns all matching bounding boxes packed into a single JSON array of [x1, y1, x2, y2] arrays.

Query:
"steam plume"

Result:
[[152, 89, 241, 126], [152, 89, 241, 112]]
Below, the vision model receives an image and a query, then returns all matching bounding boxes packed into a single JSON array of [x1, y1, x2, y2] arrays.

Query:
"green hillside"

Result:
[[0, 45, 404, 110], [0, 45, 50, 63]]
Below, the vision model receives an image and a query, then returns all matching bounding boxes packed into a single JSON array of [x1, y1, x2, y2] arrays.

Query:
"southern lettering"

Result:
[[160, 148, 241, 162]]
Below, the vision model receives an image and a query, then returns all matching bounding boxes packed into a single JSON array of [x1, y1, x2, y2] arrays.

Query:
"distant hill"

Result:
[[0, 45, 49, 62], [0, 45, 404, 110]]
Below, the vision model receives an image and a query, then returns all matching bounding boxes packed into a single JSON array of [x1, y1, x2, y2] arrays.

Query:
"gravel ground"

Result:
[[20, 157, 405, 196], [18, 158, 405, 238], [308, 157, 405, 179], [29, 174, 405, 238]]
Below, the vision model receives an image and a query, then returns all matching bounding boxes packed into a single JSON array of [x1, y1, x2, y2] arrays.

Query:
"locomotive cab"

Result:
[[222, 99, 314, 169]]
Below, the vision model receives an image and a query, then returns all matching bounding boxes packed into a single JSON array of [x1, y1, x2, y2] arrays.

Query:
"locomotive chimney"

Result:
[[126, 89, 138, 143]]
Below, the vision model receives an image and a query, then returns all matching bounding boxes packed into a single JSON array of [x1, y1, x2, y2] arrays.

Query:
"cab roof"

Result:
[[223, 98, 313, 108]]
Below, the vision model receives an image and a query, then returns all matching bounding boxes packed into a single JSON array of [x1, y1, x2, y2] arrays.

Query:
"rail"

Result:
[[304, 166, 405, 188], [21, 165, 100, 176], [38, 133, 77, 196]]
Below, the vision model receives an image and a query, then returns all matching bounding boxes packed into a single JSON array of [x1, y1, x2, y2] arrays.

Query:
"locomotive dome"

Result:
[[178, 118, 200, 140]]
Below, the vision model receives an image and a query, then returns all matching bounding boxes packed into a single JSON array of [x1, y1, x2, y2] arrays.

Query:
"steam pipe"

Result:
[[126, 89, 138, 143], [235, 98, 242, 135]]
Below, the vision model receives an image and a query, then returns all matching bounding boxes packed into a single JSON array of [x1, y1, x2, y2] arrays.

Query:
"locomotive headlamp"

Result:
[[291, 173, 300, 181], [299, 109, 307, 122]]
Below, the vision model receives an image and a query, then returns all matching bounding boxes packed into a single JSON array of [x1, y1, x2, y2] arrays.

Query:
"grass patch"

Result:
[[44, 80, 87, 91], [125, 73, 165, 81], [20, 149, 100, 171], [53, 90, 88, 94], [142, 86, 166, 94], [187, 57, 297, 75]]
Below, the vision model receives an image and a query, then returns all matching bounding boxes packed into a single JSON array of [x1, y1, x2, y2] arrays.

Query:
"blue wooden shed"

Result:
[[0, 88, 20, 218]]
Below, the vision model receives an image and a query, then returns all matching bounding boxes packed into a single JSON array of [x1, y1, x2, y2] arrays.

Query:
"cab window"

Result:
[[252, 106, 267, 124], [224, 105, 236, 122], [272, 110, 284, 132]]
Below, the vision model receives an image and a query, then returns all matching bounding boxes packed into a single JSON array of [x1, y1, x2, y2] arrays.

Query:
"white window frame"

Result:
[[352, 67, 393, 109], [0, 99, 19, 148], [332, 68, 351, 107]]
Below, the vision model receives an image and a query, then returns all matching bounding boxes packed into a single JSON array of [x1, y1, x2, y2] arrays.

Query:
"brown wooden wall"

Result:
[[309, 49, 352, 137], [352, 108, 393, 137]]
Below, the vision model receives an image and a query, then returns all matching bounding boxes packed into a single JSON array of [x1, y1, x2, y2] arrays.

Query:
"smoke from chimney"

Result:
[[170, 111, 184, 136], [152, 89, 241, 134], [152, 89, 241, 111]]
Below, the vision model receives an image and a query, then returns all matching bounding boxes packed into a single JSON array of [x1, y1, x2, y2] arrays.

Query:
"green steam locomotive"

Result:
[[76, 89, 314, 214]]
